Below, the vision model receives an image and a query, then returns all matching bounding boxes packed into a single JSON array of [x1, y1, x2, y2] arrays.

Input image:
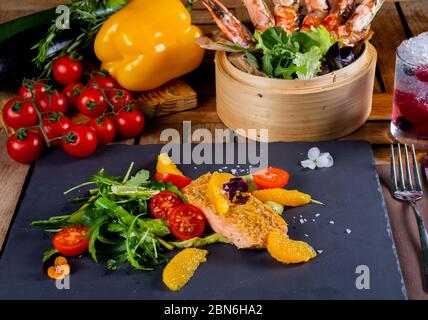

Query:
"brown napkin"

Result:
[[377, 164, 428, 300]]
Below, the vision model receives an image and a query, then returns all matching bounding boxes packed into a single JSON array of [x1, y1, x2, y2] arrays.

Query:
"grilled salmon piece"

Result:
[[182, 173, 287, 249]]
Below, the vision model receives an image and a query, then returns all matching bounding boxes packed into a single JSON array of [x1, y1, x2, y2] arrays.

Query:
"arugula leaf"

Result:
[[86, 215, 109, 263], [170, 233, 231, 248], [42, 247, 59, 263], [124, 169, 150, 186]]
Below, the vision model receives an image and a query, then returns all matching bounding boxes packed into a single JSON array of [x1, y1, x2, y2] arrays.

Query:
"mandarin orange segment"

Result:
[[156, 153, 184, 176], [47, 264, 71, 280], [207, 172, 235, 215], [162, 248, 208, 291], [54, 256, 68, 267], [267, 231, 316, 264], [252, 188, 311, 207]]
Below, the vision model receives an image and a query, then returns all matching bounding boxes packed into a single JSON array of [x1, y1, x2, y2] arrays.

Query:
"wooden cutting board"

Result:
[[0, 141, 406, 299]]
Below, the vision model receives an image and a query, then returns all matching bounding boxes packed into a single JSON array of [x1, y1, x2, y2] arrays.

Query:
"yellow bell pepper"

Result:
[[94, 0, 205, 91]]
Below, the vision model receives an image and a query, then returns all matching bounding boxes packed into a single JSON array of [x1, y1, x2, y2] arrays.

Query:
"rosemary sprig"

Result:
[[31, 0, 127, 77]]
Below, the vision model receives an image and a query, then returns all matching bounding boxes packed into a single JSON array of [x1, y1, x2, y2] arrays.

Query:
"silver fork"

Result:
[[391, 144, 428, 292]]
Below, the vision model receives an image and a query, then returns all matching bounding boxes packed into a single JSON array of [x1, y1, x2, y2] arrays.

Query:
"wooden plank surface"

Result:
[[400, 1, 428, 37], [370, 2, 408, 93], [0, 130, 30, 251]]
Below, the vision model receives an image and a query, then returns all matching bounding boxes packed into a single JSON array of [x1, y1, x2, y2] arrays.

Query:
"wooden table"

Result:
[[0, 0, 427, 256]]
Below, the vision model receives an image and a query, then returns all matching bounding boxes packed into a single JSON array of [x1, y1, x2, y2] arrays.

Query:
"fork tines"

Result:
[[390, 144, 422, 193]]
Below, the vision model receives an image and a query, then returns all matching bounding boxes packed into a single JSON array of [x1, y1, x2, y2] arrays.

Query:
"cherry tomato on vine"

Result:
[[7, 130, 43, 164], [52, 225, 90, 256], [149, 191, 183, 220], [2, 98, 38, 129], [77, 88, 108, 118], [18, 81, 48, 100], [168, 204, 206, 240], [40, 114, 72, 147], [52, 56, 83, 85], [154, 173, 192, 190], [252, 167, 290, 190], [36, 91, 68, 114], [61, 124, 98, 158], [63, 83, 85, 110], [107, 89, 132, 111], [87, 72, 119, 89], [87, 117, 116, 144], [114, 109, 145, 138]]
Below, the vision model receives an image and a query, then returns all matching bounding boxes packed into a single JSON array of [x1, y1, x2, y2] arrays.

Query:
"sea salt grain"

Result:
[[312, 219, 316, 222], [346, 229, 352, 234], [315, 213, 320, 217], [299, 219, 305, 224], [304, 234, 309, 237], [329, 221, 334, 225], [218, 169, 223, 172], [317, 250, 323, 254], [231, 169, 237, 175]]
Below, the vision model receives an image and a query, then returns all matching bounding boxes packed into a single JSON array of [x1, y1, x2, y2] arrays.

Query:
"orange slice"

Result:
[[207, 172, 234, 215], [267, 231, 316, 264], [163, 248, 208, 291], [156, 153, 184, 176]]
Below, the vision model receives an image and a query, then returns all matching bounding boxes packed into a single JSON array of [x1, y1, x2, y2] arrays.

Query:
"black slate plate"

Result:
[[0, 141, 406, 299]]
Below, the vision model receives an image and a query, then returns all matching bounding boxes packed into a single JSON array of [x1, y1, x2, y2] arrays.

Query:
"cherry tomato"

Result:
[[107, 89, 132, 111], [62, 124, 98, 158], [154, 173, 192, 190], [88, 72, 119, 89], [168, 204, 206, 240], [40, 114, 72, 147], [2, 98, 38, 129], [7, 130, 43, 164], [18, 81, 47, 100], [63, 83, 85, 110], [52, 56, 83, 85], [52, 225, 89, 256], [149, 191, 183, 220], [36, 91, 68, 114], [87, 117, 116, 144], [253, 167, 290, 190], [114, 109, 145, 138], [77, 88, 107, 118]]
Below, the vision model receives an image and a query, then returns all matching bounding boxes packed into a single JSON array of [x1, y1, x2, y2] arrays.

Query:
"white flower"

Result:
[[301, 147, 334, 170]]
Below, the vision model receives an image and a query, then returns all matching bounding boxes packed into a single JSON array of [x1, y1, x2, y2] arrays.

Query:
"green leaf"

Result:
[[293, 46, 323, 80], [42, 247, 59, 263], [262, 52, 274, 76], [244, 51, 259, 69], [86, 215, 109, 263], [302, 26, 335, 56], [124, 169, 150, 186], [170, 233, 231, 248]]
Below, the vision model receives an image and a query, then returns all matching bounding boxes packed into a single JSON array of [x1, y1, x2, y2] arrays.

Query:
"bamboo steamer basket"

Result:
[[215, 42, 377, 142]]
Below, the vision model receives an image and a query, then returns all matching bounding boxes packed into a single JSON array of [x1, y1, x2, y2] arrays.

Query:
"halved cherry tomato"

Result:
[[253, 167, 290, 190], [149, 191, 183, 220], [168, 204, 206, 240], [154, 173, 192, 190], [52, 225, 90, 256]]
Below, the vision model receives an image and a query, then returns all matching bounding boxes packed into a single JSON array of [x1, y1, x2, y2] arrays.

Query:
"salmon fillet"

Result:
[[182, 173, 287, 249]]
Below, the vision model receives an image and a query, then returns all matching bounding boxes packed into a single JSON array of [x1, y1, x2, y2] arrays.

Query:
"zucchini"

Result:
[[0, 9, 56, 44]]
